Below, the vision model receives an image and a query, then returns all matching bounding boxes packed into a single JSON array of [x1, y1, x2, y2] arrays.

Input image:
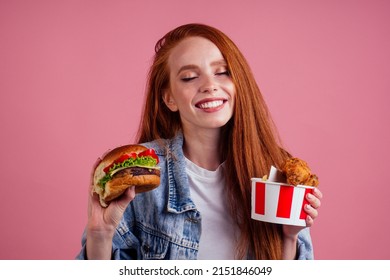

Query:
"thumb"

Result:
[[115, 186, 136, 211], [104, 186, 136, 227]]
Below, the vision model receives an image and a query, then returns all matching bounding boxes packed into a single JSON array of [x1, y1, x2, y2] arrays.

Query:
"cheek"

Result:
[[227, 82, 236, 100], [171, 84, 196, 102], [227, 84, 236, 112]]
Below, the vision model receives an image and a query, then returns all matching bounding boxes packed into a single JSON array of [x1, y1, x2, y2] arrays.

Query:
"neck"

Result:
[[182, 127, 222, 171]]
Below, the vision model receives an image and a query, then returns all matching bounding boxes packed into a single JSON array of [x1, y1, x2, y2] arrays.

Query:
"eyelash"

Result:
[[216, 71, 229, 76], [181, 71, 230, 82], [181, 77, 196, 82]]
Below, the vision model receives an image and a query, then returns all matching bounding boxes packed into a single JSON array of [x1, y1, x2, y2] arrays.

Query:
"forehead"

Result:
[[168, 37, 224, 69]]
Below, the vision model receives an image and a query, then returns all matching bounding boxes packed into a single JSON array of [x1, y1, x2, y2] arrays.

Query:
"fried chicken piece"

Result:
[[281, 157, 319, 187], [302, 174, 319, 187]]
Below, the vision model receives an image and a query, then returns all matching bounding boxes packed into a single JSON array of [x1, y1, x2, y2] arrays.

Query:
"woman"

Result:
[[77, 23, 322, 260]]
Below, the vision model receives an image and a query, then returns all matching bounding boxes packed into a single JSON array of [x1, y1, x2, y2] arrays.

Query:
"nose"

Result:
[[200, 86, 217, 93], [199, 77, 218, 93]]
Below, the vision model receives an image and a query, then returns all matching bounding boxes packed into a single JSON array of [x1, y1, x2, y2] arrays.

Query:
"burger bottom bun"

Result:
[[95, 174, 160, 207]]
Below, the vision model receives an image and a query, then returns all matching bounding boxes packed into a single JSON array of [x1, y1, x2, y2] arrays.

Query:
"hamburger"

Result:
[[93, 145, 161, 207]]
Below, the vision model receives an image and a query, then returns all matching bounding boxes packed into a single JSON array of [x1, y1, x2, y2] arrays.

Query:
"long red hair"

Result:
[[137, 23, 289, 259]]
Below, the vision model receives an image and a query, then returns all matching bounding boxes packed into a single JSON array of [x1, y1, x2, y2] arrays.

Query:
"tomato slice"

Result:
[[103, 153, 137, 173], [138, 148, 159, 164], [114, 153, 136, 164]]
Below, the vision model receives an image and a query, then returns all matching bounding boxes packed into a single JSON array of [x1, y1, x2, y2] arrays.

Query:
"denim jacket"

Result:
[[76, 132, 314, 260]]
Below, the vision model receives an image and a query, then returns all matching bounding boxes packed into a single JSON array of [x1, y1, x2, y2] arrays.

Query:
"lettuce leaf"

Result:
[[98, 156, 159, 189]]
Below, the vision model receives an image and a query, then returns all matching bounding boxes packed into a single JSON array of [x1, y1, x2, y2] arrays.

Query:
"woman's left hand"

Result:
[[283, 187, 323, 238]]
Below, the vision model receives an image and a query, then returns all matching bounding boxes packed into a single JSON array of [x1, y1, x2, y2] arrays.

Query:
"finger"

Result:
[[306, 192, 321, 209], [312, 187, 323, 199], [91, 157, 102, 176], [92, 157, 102, 169], [90, 191, 101, 207], [306, 214, 314, 227], [305, 204, 318, 220], [89, 158, 102, 193], [88, 191, 103, 218]]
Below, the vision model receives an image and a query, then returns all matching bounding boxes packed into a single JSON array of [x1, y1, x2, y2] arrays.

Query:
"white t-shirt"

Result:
[[185, 157, 238, 259]]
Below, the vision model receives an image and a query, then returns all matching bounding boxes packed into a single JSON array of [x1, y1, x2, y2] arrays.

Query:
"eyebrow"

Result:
[[176, 59, 227, 76]]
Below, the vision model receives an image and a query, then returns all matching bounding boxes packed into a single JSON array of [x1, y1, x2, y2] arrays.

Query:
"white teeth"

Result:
[[198, 100, 224, 109]]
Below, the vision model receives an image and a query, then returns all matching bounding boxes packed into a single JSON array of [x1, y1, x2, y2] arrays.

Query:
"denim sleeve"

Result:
[[296, 227, 314, 260], [75, 226, 140, 260], [75, 228, 123, 260], [75, 229, 87, 260]]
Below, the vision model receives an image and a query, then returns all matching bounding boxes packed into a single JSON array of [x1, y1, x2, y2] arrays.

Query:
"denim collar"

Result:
[[164, 131, 197, 214]]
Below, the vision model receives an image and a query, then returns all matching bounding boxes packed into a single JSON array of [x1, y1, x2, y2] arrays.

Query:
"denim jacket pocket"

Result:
[[139, 233, 170, 259]]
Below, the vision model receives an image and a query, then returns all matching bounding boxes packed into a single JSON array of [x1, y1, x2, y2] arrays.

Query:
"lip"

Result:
[[195, 98, 228, 111]]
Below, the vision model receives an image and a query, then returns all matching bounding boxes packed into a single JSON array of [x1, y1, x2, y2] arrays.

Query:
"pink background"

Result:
[[1, 0, 389, 260]]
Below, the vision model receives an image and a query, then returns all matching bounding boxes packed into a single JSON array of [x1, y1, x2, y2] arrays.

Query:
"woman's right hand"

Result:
[[85, 158, 136, 259]]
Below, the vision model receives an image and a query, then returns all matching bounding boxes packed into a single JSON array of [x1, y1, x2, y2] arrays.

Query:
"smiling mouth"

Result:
[[195, 100, 226, 109]]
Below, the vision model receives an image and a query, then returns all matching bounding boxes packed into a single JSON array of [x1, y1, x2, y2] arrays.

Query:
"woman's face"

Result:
[[164, 36, 236, 133]]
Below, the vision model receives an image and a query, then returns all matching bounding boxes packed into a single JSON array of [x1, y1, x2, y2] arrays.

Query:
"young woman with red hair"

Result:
[[77, 23, 322, 260]]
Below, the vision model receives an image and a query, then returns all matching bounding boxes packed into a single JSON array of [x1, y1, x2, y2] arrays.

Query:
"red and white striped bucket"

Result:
[[251, 179, 314, 226]]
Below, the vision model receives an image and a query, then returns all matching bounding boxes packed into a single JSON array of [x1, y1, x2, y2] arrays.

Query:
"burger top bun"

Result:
[[92, 144, 160, 207]]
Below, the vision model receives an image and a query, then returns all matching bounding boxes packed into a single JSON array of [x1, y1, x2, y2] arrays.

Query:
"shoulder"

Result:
[[140, 131, 185, 160]]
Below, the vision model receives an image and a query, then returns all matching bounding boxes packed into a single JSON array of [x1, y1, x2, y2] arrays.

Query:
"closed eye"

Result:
[[181, 76, 197, 82], [215, 70, 230, 76]]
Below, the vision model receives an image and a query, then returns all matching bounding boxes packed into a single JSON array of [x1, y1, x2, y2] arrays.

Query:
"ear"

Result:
[[162, 90, 178, 112]]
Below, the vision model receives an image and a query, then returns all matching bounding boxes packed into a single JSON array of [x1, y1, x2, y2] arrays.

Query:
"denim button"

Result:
[[186, 218, 199, 223], [142, 244, 150, 253]]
